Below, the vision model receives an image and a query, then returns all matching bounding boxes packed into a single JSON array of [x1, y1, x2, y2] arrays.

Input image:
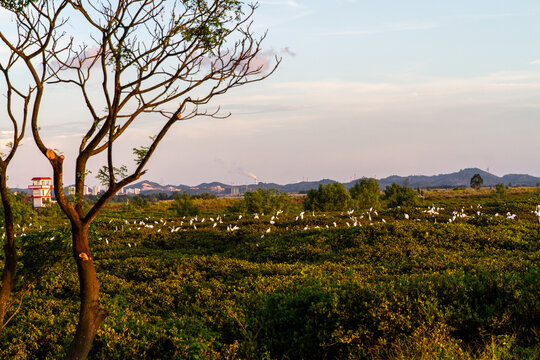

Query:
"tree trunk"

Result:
[[66, 223, 106, 360], [0, 169, 16, 337], [0, 242, 16, 336]]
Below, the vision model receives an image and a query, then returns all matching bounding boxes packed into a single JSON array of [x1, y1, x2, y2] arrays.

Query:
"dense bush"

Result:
[[383, 183, 419, 207], [349, 177, 381, 210], [131, 195, 150, 209], [495, 183, 507, 198], [243, 188, 290, 214], [192, 193, 217, 200], [0, 189, 539, 358], [304, 183, 352, 211], [0, 190, 36, 227], [171, 191, 200, 216]]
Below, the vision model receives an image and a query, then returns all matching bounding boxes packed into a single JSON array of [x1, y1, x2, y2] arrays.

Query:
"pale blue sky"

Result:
[[2, 0, 540, 187]]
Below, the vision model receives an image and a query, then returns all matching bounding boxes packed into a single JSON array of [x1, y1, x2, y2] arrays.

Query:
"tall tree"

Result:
[[0, 0, 65, 335], [3, 0, 278, 358], [0, 37, 29, 338]]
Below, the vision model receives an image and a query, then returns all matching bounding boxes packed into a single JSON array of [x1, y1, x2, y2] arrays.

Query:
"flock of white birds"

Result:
[[7, 205, 540, 247], [88, 204, 540, 247]]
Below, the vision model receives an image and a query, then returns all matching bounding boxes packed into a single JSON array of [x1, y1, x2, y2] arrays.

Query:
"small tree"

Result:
[[383, 183, 418, 208], [495, 183, 507, 198], [349, 177, 381, 210], [172, 191, 200, 217], [304, 183, 352, 212], [1, 0, 278, 357], [130, 195, 149, 209], [244, 188, 289, 214], [470, 173, 483, 190]]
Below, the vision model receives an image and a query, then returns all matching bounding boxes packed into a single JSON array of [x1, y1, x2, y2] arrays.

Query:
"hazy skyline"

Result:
[[2, 0, 540, 188]]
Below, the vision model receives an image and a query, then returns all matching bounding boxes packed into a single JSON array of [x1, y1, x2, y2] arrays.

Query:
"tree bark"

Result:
[[0, 243, 16, 337], [66, 223, 106, 360], [0, 168, 16, 337]]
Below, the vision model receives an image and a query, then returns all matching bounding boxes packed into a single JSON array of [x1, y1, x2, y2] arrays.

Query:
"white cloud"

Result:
[[276, 71, 540, 96], [530, 60, 540, 65]]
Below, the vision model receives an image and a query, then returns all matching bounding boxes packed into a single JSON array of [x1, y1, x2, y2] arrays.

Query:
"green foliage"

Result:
[[181, 0, 244, 51], [96, 165, 128, 187], [131, 195, 149, 209], [1, 190, 540, 358], [495, 183, 507, 198], [35, 202, 66, 223], [304, 183, 352, 211], [122, 196, 150, 213], [349, 177, 381, 210], [192, 193, 217, 200], [18, 226, 72, 276], [383, 183, 418, 207], [0, 190, 36, 228], [132, 137, 155, 166], [132, 146, 149, 166], [471, 173, 484, 190], [0, 0, 31, 12], [225, 198, 247, 214], [172, 191, 200, 217], [244, 188, 289, 214]]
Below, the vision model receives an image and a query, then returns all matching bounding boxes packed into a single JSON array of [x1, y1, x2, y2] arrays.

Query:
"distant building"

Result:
[[230, 187, 239, 196], [28, 177, 53, 208], [125, 188, 140, 195], [92, 185, 100, 195]]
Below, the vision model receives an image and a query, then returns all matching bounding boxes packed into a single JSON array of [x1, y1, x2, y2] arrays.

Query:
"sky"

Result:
[[2, 0, 540, 188]]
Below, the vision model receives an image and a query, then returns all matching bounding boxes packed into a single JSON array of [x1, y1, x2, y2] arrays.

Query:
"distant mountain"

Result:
[[369, 168, 504, 189], [119, 168, 540, 195], [12, 168, 540, 196], [501, 174, 540, 186]]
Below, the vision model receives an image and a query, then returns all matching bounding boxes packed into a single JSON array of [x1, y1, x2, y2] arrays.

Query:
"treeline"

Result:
[[304, 178, 418, 211], [85, 191, 217, 205], [18, 180, 524, 219], [170, 178, 420, 216], [80, 177, 519, 214]]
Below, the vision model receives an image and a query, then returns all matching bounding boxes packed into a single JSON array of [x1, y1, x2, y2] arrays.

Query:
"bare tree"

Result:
[[0, 0, 68, 336], [4, 0, 278, 358], [0, 36, 29, 338]]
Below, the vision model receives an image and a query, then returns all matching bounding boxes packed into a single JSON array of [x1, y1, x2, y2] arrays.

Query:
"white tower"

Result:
[[28, 177, 53, 208]]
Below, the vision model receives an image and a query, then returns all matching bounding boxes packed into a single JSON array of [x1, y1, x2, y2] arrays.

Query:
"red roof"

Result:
[[31, 177, 52, 181]]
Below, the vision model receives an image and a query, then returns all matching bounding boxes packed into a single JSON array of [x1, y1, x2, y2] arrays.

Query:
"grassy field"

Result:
[[1, 188, 539, 359]]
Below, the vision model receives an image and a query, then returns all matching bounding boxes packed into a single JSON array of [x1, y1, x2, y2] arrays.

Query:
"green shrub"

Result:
[[244, 188, 289, 214], [304, 183, 352, 211], [0, 190, 36, 227], [172, 191, 200, 217], [383, 183, 418, 207], [1, 189, 539, 359], [349, 177, 381, 210], [495, 183, 507, 198]]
